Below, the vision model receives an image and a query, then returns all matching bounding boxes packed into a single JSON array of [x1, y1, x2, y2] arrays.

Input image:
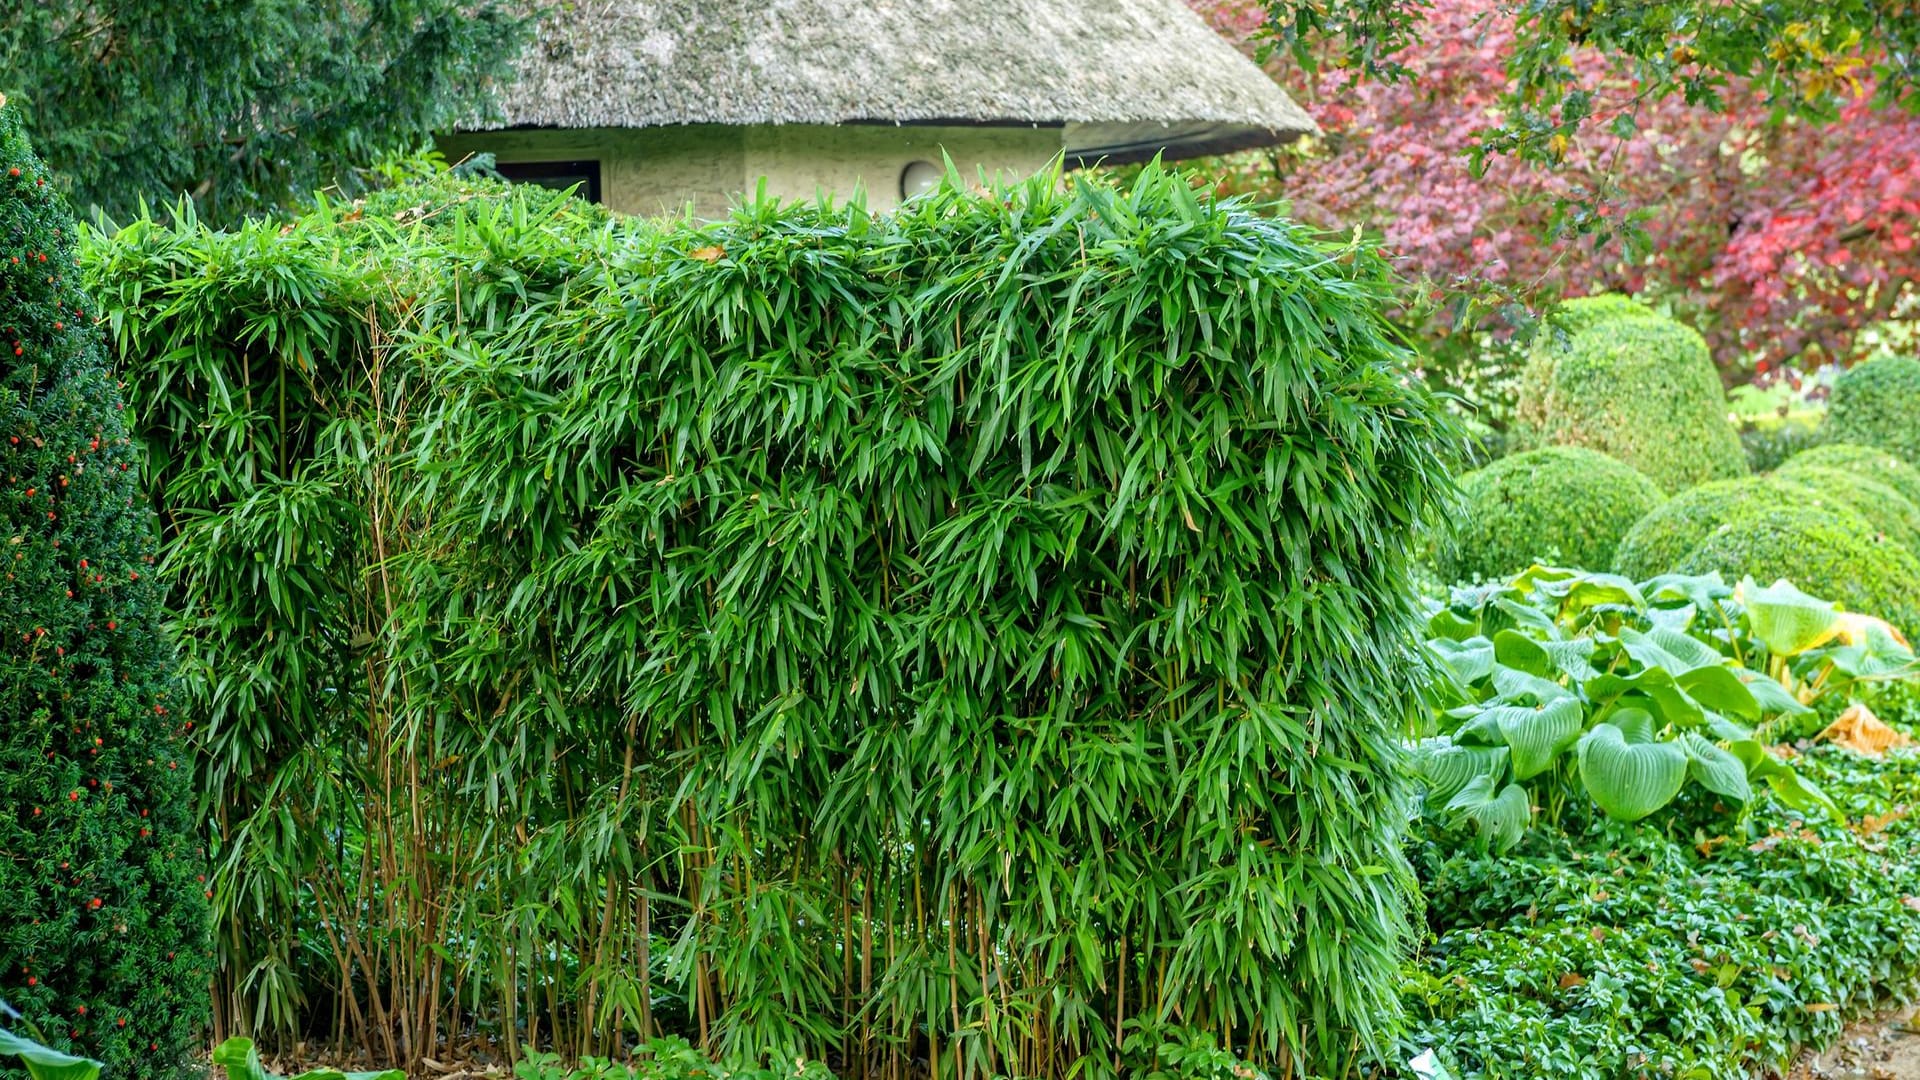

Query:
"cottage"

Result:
[[437, 0, 1316, 216]]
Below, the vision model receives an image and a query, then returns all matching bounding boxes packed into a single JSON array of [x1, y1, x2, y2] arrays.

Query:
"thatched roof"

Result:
[[478, 0, 1316, 164]]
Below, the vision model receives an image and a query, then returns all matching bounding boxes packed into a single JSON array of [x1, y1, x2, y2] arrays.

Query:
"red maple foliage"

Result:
[[1191, 0, 1920, 378]]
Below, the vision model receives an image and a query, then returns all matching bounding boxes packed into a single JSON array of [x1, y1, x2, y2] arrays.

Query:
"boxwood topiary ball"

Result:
[[1439, 446, 1665, 581], [1675, 504, 1920, 636], [1771, 465, 1920, 553], [1514, 295, 1747, 493], [1612, 478, 1824, 580], [1823, 357, 1920, 467], [1780, 442, 1920, 509]]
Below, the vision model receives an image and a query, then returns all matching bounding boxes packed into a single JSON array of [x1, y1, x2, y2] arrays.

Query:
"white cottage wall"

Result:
[[437, 124, 1063, 217]]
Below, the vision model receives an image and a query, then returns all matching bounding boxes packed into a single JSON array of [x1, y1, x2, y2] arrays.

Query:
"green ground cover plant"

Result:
[[1437, 447, 1664, 582], [0, 100, 206, 1079], [1399, 741, 1920, 1079], [82, 168, 1456, 1078], [1513, 296, 1746, 493]]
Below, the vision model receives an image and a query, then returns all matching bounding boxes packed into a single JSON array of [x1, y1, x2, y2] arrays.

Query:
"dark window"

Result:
[[492, 159, 602, 204]]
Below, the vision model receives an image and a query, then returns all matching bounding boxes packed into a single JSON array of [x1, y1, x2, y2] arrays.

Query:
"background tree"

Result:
[[0, 96, 207, 1078], [1190, 0, 1920, 408], [0, 0, 528, 224]]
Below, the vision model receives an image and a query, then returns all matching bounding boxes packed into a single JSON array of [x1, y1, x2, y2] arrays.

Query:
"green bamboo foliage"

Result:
[[82, 167, 1457, 1079]]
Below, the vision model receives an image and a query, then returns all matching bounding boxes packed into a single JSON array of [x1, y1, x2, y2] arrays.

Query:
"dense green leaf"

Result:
[[1678, 733, 1751, 803], [1444, 773, 1532, 852], [1578, 724, 1688, 822], [0, 1029, 101, 1080]]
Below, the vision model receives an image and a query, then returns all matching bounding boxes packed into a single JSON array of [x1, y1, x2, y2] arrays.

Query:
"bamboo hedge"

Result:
[[81, 167, 1457, 1079]]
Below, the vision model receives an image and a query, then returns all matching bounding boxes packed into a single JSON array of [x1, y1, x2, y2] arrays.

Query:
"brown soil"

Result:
[[1788, 1004, 1920, 1080]]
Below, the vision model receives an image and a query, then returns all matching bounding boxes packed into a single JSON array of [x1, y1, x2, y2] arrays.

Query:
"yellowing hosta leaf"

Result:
[[1738, 577, 1843, 657], [1835, 611, 1908, 649], [1578, 724, 1688, 822]]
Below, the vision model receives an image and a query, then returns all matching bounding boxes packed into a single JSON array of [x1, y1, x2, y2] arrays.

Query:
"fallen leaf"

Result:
[[688, 245, 726, 263], [1817, 702, 1913, 756], [1558, 972, 1587, 989]]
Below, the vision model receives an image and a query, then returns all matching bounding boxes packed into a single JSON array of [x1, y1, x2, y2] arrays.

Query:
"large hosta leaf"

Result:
[[0, 1028, 100, 1080], [1444, 772, 1532, 851], [1577, 723, 1688, 822], [1494, 698, 1585, 780], [1678, 732, 1750, 803], [1587, 668, 1703, 727], [1427, 606, 1482, 642], [1619, 625, 1725, 674], [213, 1037, 404, 1080], [1728, 740, 1839, 818], [1410, 740, 1508, 813], [1526, 568, 1647, 613], [1738, 577, 1843, 657], [1492, 663, 1576, 704], [1733, 668, 1813, 717], [1429, 636, 1496, 686], [1676, 665, 1761, 721], [1644, 571, 1732, 609], [1493, 629, 1553, 678]]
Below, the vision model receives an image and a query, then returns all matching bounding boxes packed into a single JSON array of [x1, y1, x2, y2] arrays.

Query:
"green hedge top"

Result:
[[85, 169, 1459, 1077], [0, 102, 207, 1078], [1438, 446, 1663, 582], [1823, 357, 1920, 468], [1772, 465, 1920, 553], [1780, 442, 1920, 508], [1514, 295, 1746, 493], [1675, 504, 1920, 636]]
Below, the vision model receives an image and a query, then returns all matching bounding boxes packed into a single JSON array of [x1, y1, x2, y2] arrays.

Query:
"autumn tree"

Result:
[[0, 1, 528, 224], [1189, 0, 1920, 405]]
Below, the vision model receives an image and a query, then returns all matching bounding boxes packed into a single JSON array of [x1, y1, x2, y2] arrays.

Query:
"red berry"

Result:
[[26, 977, 35, 986]]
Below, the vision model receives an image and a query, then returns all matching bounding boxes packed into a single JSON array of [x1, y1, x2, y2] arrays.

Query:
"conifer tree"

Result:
[[0, 96, 207, 1078]]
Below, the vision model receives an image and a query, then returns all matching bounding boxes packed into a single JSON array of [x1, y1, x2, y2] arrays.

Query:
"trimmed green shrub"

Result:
[[1674, 504, 1920, 636], [1772, 465, 1920, 552], [0, 103, 207, 1076], [1611, 477, 1865, 580], [1738, 417, 1823, 473], [1542, 291, 1662, 336], [88, 167, 1456, 1076], [1824, 356, 1920, 467], [1514, 295, 1746, 492], [1438, 446, 1664, 580], [1780, 441, 1920, 509]]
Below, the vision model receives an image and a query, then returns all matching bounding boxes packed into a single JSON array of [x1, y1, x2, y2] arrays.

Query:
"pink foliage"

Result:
[[1190, 0, 1920, 369]]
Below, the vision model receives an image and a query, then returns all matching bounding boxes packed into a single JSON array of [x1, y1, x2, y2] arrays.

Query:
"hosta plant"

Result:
[[1, 1000, 101, 1080], [1415, 567, 1919, 848]]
